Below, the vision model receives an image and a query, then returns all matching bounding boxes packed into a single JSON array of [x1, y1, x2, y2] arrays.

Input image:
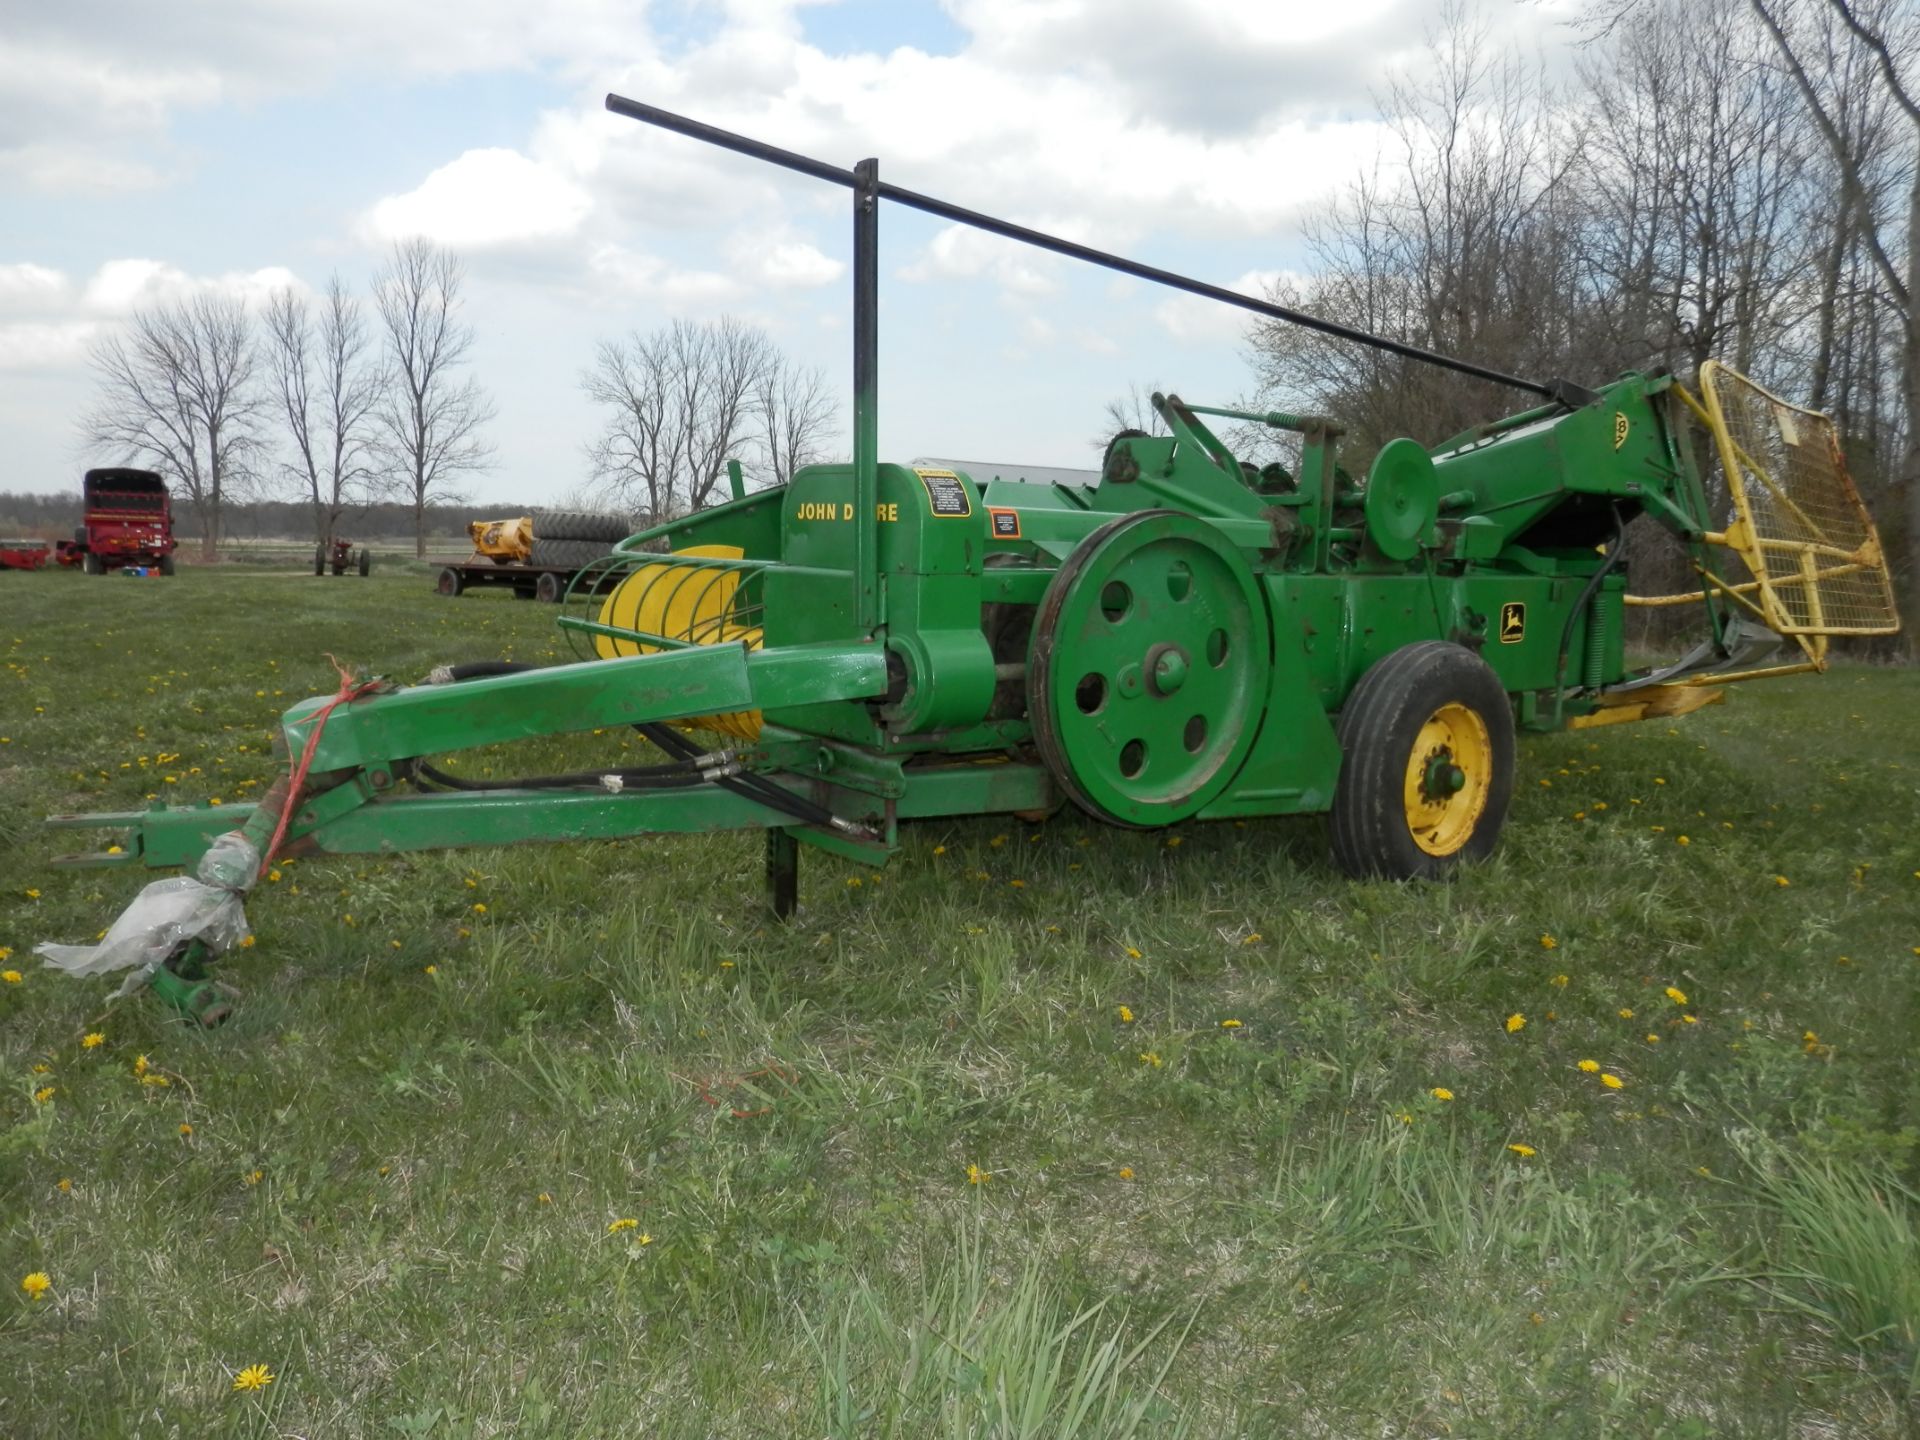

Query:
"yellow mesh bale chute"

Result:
[[593, 544, 763, 742], [1698, 361, 1899, 641], [468, 516, 532, 563]]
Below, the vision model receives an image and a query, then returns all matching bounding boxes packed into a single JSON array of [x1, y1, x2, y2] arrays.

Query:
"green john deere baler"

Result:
[[41, 96, 1900, 1024]]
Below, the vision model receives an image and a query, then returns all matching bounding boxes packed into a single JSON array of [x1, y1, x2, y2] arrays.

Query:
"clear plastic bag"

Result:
[[36, 832, 257, 996]]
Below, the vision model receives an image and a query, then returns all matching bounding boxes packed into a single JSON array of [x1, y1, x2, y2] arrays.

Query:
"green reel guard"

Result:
[[1364, 438, 1440, 561]]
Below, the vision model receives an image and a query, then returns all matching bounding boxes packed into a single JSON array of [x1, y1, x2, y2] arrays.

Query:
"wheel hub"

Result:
[[1402, 703, 1492, 856]]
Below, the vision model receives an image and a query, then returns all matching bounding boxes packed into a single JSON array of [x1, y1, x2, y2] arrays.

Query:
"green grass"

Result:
[[2, 564, 1918, 1436]]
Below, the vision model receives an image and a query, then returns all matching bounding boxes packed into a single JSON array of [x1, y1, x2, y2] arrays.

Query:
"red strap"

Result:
[[257, 656, 384, 879]]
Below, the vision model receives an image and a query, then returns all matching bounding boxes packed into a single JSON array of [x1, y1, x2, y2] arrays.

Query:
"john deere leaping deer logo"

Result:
[[1500, 602, 1526, 643], [1613, 412, 1630, 450]]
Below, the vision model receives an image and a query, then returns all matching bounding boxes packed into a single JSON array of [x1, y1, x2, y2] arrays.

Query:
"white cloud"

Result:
[[363, 148, 594, 248], [0, 258, 310, 373], [725, 228, 843, 289], [1154, 269, 1299, 345], [899, 225, 1058, 296], [586, 243, 745, 311], [0, 263, 71, 312]]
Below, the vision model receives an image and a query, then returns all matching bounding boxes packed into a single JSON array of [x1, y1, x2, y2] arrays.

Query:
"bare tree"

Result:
[[1750, 0, 1920, 630], [756, 360, 835, 488], [1093, 381, 1171, 451], [266, 277, 384, 551], [80, 293, 263, 561], [371, 239, 495, 557], [1248, 3, 1589, 455], [583, 317, 835, 523]]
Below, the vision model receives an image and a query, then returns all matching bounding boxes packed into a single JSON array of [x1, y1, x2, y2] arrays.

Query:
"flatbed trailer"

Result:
[[432, 557, 582, 602]]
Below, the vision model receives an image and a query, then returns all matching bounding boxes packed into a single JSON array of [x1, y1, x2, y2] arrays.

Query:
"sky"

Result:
[[0, 0, 1580, 506]]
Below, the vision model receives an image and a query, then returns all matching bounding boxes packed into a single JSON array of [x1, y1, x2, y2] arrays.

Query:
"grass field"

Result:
[[2, 564, 1918, 1437]]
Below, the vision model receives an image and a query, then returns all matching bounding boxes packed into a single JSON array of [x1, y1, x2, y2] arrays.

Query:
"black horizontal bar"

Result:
[[602, 92, 1554, 399]]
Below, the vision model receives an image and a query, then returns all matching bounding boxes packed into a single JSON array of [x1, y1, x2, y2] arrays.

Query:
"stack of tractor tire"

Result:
[[529, 510, 631, 569]]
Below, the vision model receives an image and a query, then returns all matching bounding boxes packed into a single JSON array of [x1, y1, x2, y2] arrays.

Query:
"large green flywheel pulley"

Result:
[[1028, 511, 1272, 827]]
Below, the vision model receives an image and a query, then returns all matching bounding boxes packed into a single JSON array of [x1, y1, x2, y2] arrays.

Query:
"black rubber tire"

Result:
[[532, 509, 631, 544], [158, 553, 176, 576], [1329, 640, 1515, 881], [528, 537, 610, 569], [435, 566, 464, 598], [357, 547, 371, 577], [83, 551, 103, 576], [535, 570, 563, 603]]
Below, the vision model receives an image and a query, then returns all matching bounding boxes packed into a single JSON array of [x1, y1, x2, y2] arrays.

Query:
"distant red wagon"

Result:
[[71, 468, 178, 575], [0, 538, 52, 571]]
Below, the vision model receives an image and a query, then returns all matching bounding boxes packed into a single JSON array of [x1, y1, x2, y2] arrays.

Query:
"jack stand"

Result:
[[766, 828, 798, 920], [150, 941, 235, 1027]]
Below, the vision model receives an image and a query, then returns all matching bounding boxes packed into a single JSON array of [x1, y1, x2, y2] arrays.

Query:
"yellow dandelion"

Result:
[[931, 845, 946, 856], [1664, 986, 1688, 1005], [1117, 1005, 1134, 1024], [1507, 1143, 1537, 1157], [1618, 1008, 1634, 1019], [1676, 835, 1690, 846], [20, 1272, 50, 1301], [1139, 1051, 1162, 1068], [230, 1364, 274, 1393], [608, 1217, 638, 1234], [636, 1232, 653, 1245], [81, 1032, 104, 1049], [845, 876, 862, 888], [1600, 1073, 1624, 1089], [140, 1074, 170, 1087], [1243, 932, 1261, 944], [132, 1054, 148, 1076], [1118, 1166, 1135, 1179], [178, 1123, 193, 1137], [1540, 934, 1557, 950], [1577, 1059, 1600, 1073], [1505, 1013, 1526, 1034], [1431, 1087, 1455, 1102], [24, 889, 40, 900], [966, 1163, 989, 1185], [1682, 1014, 1698, 1025], [537, 1192, 552, 1204], [423, 965, 437, 976], [1550, 973, 1569, 987], [32, 1086, 54, 1104], [1165, 836, 1183, 848], [55, 1178, 70, 1193], [244, 1169, 263, 1186], [471, 902, 487, 914], [1220, 1018, 1242, 1029], [238, 935, 255, 949], [1, 970, 20, 984], [1773, 875, 1789, 887], [1646, 1033, 1660, 1044]]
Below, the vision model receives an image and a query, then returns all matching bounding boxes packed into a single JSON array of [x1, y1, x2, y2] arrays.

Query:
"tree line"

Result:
[[1239, 0, 1918, 642], [68, 237, 837, 558]]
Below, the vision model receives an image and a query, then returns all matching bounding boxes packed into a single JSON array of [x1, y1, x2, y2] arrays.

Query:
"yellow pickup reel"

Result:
[[1596, 363, 1899, 728]]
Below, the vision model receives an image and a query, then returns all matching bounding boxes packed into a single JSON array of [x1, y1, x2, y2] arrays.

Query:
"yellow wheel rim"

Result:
[[1401, 702, 1492, 857]]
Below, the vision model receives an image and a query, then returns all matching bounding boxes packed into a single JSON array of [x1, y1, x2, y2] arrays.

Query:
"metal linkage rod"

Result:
[[604, 92, 1555, 399]]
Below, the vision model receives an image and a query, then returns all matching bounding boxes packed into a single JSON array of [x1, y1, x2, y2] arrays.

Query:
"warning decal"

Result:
[[913, 468, 974, 518], [988, 507, 1021, 539]]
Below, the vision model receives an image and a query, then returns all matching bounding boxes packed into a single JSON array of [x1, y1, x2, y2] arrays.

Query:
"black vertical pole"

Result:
[[766, 827, 798, 920], [852, 158, 879, 634]]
